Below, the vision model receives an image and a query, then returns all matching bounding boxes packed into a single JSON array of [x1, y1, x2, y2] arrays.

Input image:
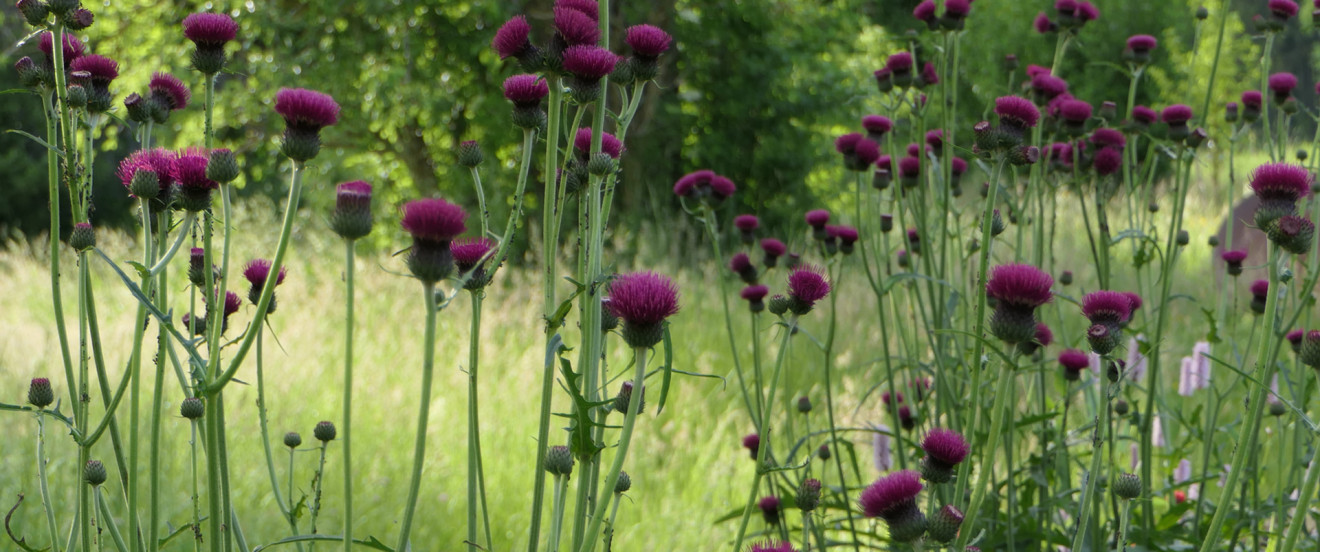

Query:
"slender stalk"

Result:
[[466, 291, 492, 550], [37, 412, 62, 552], [820, 267, 861, 552], [732, 318, 797, 552], [395, 281, 439, 552], [576, 346, 650, 552], [341, 239, 357, 552], [547, 475, 567, 552], [1198, 244, 1282, 552], [1278, 443, 1320, 552], [40, 90, 76, 413], [704, 214, 758, 430], [1116, 496, 1133, 552], [96, 487, 128, 552], [469, 167, 489, 238], [128, 197, 157, 552], [190, 419, 201, 552], [1071, 375, 1114, 552], [1260, 33, 1277, 161], [955, 354, 1019, 551], [148, 211, 173, 552], [256, 330, 303, 550], [310, 441, 328, 550]]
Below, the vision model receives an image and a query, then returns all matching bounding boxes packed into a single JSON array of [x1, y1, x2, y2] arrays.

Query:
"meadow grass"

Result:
[[0, 170, 1302, 550]]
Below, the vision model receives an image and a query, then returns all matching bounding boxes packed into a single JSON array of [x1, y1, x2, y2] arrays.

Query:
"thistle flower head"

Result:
[[742, 433, 760, 459], [886, 52, 913, 74], [1131, 105, 1158, 125], [805, 209, 830, 228], [921, 428, 969, 467], [831, 225, 859, 246], [1251, 279, 1270, 299], [862, 115, 893, 136], [986, 264, 1053, 308], [898, 156, 921, 178], [1033, 322, 1054, 347], [747, 542, 797, 552], [1124, 292, 1143, 312], [1269, 0, 1299, 19], [1059, 99, 1092, 123], [607, 271, 680, 326], [859, 470, 923, 519], [995, 96, 1041, 129], [117, 148, 177, 198], [242, 259, 287, 289], [625, 24, 672, 58], [757, 496, 782, 524], [709, 175, 736, 199], [672, 169, 713, 197], [556, 0, 599, 20], [503, 74, 548, 107], [1126, 34, 1157, 53], [69, 54, 118, 83], [331, 180, 374, 240], [492, 15, 532, 59], [1288, 329, 1305, 350], [562, 45, 618, 81], [950, 157, 968, 177], [913, 0, 937, 22], [274, 88, 340, 131], [787, 264, 831, 307], [553, 6, 599, 46], [853, 139, 881, 168], [734, 214, 760, 232], [1161, 104, 1193, 124], [945, 0, 971, 17], [574, 127, 624, 160], [39, 31, 85, 63], [174, 150, 217, 189], [450, 237, 495, 279], [835, 133, 862, 154], [182, 12, 238, 47], [1076, 1, 1100, 20], [149, 72, 190, 111], [1242, 90, 1263, 109], [28, 377, 53, 408], [1090, 128, 1126, 149], [1033, 12, 1056, 33], [1269, 72, 1298, 98], [760, 238, 787, 257], [1093, 147, 1122, 176], [1060, 349, 1090, 371], [1221, 249, 1248, 276], [1030, 74, 1069, 101], [1250, 163, 1312, 202], [1082, 290, 1134, 325], [920, 62, 939, 86], [741, 284, 769, 302], [400, 198, 468, 243], [729, 252, 754, 274]]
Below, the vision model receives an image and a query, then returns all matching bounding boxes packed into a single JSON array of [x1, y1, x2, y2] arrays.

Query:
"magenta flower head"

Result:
[[995, 95, 1041, 136], [919, 62, 939, 88], [1130, 105, 1158, 128], [1093, 147, 1122, 176], [242, 258, 288, 311], [1161, 104, 1194, 140], [1019, 321, 1054, 356], [710, 175, 737, 200], [862, 115, 894, 142], [68, 54, 117, 113], [673, 169, 714, 198], [173, 149, 219, 212], [1222, 249, 1248, 276], [1269, 72, 1298, 101], [886, 52, 915, 87], [730, 252, 758, 284], [607, 271, 680, 348], [1269, 0, 1299, 23], [625, 24, 672, 60], [204, 290, 243, 333], [147, 72, 190, 122], [1269, 214, 1315, 254], [1059, 99, 1092, 136], [1300, 330, 1320, 368], [1250, 279, 1270, 314], [852, 139, 882, 171], [1060, 349, 1090, 380], [986, 263, 1053, 344], [552, 5, 599, 49], [1241, 90, 1264, 116], [1251, 162, 1313, 227], [331, 180, 373, 240], [805, 209, 831, 235], [897, 156, 921, 188], [182, 12, 238, 74], [1287, 329, 1305, 353], [503, 74, 548, 129], [574, 127, 625, 162], [1083, 290, 1134, 333], [748, 543, 797, 552], [758, 496, 782, 525], [39, 31, 85, 66], [1090, 128, 1126, 150], [1033, 12, 1057, 33], [786, 264, 831, 315], [760, 238, 787, 268], [451, 237, 497, 290], [118, 148, 178, 209], [28, 377, 54, 409], [742, 432, 760, 460], [400, 198, 468, 283], [919, 428, 969, 483], [913, 0, 938, 27], [562, 45, 617, 102], [832, 225, 860, 255], [735, 214, 759, 244], [274, 88, 339, 162], [742, 284, 770, 313], [1030, 73, 1069, 105], [859, 470, 927, 542], [1125, 34, 1158, 64]]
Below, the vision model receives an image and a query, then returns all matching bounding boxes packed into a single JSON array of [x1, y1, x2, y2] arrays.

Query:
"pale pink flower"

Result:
[[1125, 335, 1148, 381], [871, 423, 893, 471], [1175, 459, 1192, 483], [1178, 357, 1196, 396]]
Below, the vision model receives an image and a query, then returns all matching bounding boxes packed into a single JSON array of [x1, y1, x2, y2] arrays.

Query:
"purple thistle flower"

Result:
[[400, 198, 468, 244], [710, 175, 736, 199], [835, 133, 862, 155], [1269, 72, 1298, 100], [945, 0, 971, 18], [149, 72, 190, 111], [1242, 90, 1263, 110], [625, 24, 672, 59], [555, 0, 599, 21], [1060, 349, 1089, 373], [734, 214, 760, 231], [1076, 1, 1100, 20], [450, 237, 495, 272], [1059, 100, 1092, 123], [913, 0, 937, 23], [606, 271, 680, 326], [1082, 290, 1133, 326], [886, 52, 914, 74], [951, 157, 968, 176], [862, 115, 893, 137], [729, 252, 754, 274], [274, 87, 340, 131], [1131, 105, 1158, 125], [553, 6, 599, 46], [672, 169, 714, 197], [574, 127, 625, 159], [898, 156, 921, 178], [1093, 147, 1122, 176], [222, 290, 241, 316], [174, 150, 218, 190], [117, 148, 178, 197], [921, 428, 969, 468], [742, 433, 760, 459], [859, 470, 923, 520], [562, 45, 618, 81], [1287, 328, 1305, 352], [1090, 128, 1126, 149], [995, 96, 1041, 129], [39, 32, 85, 63], [831, 225, 859, 246], [760, 238, 787, 266], [331, 180, 373, 240], [1127, 34, 1157, 53], [1030, 74, 1069, 101], [1269, 0, 1299, 19], [503, 74, 548, 107], [986, 264, 1053, 308], [920, 62, 939, 86], [242, 259, 288, 289], [69, 54, 118, 83], [1033, 12, 1056, 33], [854, 138, 881, 168], [1161, 104, 1193, 124], [757, 496, 782, 525], [1124, 292, 1143, 312], [805, 209, 831, 229], [1222, 249, 1248, 275], [182, 12, 238, 47], [786, 264, 831, 314], [741, 284, 769, 302], [1251, 279, 1270, 301], [492, 16, 533, 60], [925, 129, 944, 150], [1035, 322, 1054, 347], [1251, 163, 1313, 201], [748, 541, 798, 552]]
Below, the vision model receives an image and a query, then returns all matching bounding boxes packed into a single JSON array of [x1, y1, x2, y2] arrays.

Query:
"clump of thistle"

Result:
[[1250, 279, 1270, 315], [985, 263, 1053, 344], [785, 264, 831, 315], [331, 180, 374, 240], [273, 87, 340, 162], [1250, 162, 1312, 232], [605, 271, 680, 348], [182, 12, 238, 74], [242, 259, 288, 312], [1082, 290, 1133, 355], [919, 428, 969, 483], [859, 470, 927, 543], [400, 198, 468, 284], [1059, 349, 1089, 380], [451, 237, 496, 290]]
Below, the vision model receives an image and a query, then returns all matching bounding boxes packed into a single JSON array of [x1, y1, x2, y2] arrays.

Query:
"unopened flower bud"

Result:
[[1186, 127, 1208, 148], [64, 8, 93, 31], [70, 222, 95, 252], [797, 396, 812, 414], [615, 471, 631, 493], [796, 478, 822, 512], [928, 505, 964, 544], [457, 140, 483, 168], [47, 0, 76, 17], [180, 397, 205, 419], [28, 378, 54, 408], [84, 460, 107, 486], [1196, 6, 1209, 20], [16, 0, 49, 26], [206, 149, 240, 183], [1099, 101, 1117, 120], [768, 294, 789, 316], [817, 443, 831, 460], [1296, 149, 1308, 162], [613, 380, 645, 415], [284, 431, 303, 448], [1114, 472, 1142, 499], [1269, 401, 1287, 416], [66, 84, 87, 108], [546, 445, 574, 476], [1059, 270, 1074, 285], [1114, 399, 1130, 415], [314, 421, 336, 442], [587, 152, 615, 176], [1226, 102, 1239, 122], [990, 209, 1006, 237], [1003, 54, 1019, 72], [1177, 230, 1190, 246], [1207, 235, 1220, 247]]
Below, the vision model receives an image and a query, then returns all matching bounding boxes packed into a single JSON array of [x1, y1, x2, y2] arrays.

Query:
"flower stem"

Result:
[[1116, 499, 1133, 552], [956, 353, 1019, 551], [148, 211, 173, 552], [467, 291, 492, 550], [547, 475, 567, 552], [1278, 441, 1320, 552], [190, 418, 202, 552], [576, 346, 650, 552], [1072, 373, 1114, 552], [40, 90, 77, 439], [36, 412, 62, 552], [821, 266, 861, 552], [732, 318, 797, 552], [256, 330, 303, 550], [1197, 241, 1283, 552], [395, 281, 438, 552], [341, 239, 356, 552], [96, 487, 128, 552], [310, 441, 328, 551]]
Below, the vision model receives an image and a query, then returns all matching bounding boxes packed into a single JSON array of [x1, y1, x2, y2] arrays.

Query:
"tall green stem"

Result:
[[41, 91, 77, 434], [342, 240, 357, 552], [36, 413, 62, 552], [1278, 441, 1320, 552], [576, 346, 649, 552], [256, 330, 303, 551], [148, 211, 173, 552], [821, 267, 861, 552], [467, 291, 493, 550], [128, 198, 156, 552], [732, 318, 796, 551], [395, 281, 438, 552], [1072, 373, 1115, 552], [955, 354, 1018, 551], [1197, 244, 1281, 552], [1260, 33, 1277, 161]]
